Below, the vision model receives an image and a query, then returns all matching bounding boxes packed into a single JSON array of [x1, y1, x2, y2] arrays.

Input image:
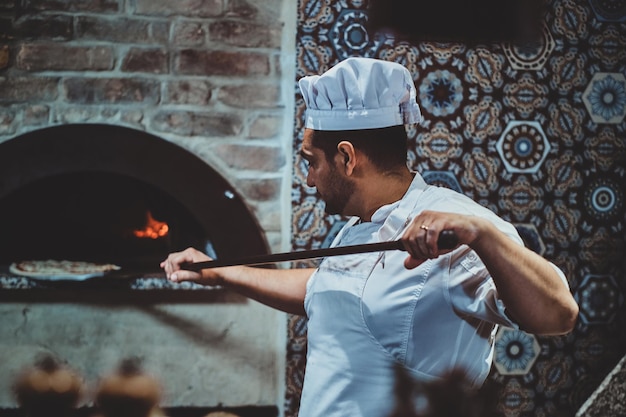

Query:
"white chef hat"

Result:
[[298, 57, 423, 131]]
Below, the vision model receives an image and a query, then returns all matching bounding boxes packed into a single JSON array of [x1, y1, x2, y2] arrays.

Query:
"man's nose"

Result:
[[306, 171, 315, 188]]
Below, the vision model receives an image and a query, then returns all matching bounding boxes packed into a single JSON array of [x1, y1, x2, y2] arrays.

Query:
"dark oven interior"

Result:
[[0, 124, 269, 281]]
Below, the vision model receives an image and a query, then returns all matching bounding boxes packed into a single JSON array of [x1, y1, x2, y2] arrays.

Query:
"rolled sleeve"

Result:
[[446, 247, 520, 329]]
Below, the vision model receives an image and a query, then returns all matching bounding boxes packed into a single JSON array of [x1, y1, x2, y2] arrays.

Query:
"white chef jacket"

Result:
[[298, 173, 542, 417]]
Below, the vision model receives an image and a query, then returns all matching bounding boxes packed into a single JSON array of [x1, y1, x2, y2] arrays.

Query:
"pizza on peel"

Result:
[[9, 259, 121, 281]]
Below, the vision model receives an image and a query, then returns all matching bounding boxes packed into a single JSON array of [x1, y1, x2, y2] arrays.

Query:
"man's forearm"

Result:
[[215, 266, 315, 316], [471, 221, 579, 335]]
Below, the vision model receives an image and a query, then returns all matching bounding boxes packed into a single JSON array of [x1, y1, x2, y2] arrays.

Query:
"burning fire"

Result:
[[133, 211, 169, 239]]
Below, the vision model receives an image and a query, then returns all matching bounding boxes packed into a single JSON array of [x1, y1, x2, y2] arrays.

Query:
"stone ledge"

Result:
[[576, 354, 626, 417], [0, 274, 215, 291]]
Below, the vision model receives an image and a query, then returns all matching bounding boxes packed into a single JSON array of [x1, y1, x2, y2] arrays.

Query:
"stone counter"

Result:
[[0, 287, 286, 411]]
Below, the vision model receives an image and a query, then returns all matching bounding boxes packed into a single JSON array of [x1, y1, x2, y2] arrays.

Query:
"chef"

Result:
[[161, 57, 579, 417]]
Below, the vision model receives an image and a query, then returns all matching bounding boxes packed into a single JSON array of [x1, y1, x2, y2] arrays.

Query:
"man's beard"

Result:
[[321, 170, 356, 216]]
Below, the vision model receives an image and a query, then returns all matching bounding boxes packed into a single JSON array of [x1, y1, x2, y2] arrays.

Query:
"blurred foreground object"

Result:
[[388, 364, 499, 417], [12, 354, 83, 417], [94, 357, 166, 417], [367, 0, 546, 44]]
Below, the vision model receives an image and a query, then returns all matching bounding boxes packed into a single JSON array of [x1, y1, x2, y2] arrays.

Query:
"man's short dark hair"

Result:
[[310, 125, 409, 172]]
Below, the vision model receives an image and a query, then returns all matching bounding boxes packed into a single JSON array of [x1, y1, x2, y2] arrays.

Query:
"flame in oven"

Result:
[[133, 211, 169, 239]]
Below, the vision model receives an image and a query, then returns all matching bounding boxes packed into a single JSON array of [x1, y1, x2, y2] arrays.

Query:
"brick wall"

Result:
[[0, 0, 295, 250], [0, 1, 295, 412]]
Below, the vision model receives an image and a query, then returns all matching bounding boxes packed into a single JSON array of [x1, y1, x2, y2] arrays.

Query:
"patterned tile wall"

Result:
[[287, 0, 626, 416]]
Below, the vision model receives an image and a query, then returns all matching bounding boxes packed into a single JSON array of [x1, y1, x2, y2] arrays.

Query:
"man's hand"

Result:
[[160, 247, 222, 286], [400, 210, 476, 269]]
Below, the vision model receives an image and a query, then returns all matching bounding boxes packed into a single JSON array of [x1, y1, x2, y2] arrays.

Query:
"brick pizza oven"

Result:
[[0, 1, 296, 416], [0, 124, 269, 272]]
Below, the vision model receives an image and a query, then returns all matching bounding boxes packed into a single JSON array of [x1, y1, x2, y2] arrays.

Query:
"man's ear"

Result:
[[337, 141, 356, 175]]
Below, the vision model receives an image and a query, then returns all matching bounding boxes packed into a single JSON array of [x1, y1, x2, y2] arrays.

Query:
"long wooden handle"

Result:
[[181, 230, 458, 271]]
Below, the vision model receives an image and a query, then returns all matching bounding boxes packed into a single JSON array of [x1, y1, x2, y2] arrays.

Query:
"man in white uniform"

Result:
[[161, 57, 579, 417]]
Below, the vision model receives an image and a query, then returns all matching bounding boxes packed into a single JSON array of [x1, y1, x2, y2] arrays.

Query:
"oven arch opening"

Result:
[[0, 124, 269, 272]]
